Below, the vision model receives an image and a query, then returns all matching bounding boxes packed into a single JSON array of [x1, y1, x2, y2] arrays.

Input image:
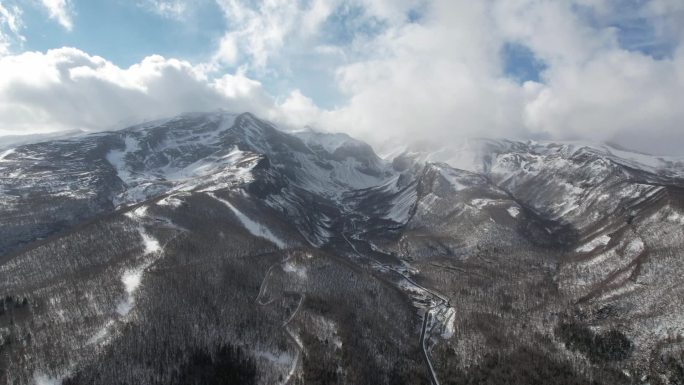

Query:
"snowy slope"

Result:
[[2, 112, 684, 385]]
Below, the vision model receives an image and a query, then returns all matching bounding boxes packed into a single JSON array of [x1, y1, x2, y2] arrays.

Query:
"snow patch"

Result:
[[507, 206, 520, 218], [157, 195, 184, 208], [578, 249, 618, 269], [141, 230, 161, 255], [107, 123, 260, 206], [383, 186, 417, 223], [598, 281, 639, 302], [116, 266, 144, 316], [33, 372, 68, 385], [116, 269, 142, 316], [309, 315, 342, 349], [291, 151, 388, 195], [255, 350, 293, 365], [470, 198, 498, 209], [0, 148, 15, 162], [437, 167, 470, 191], [601, 146, 663, 169], [576, 234, 611, 253], [87, 320, 115, 345], [124, 208, 161, 255], [122, 269, 143, 295], [667, 211, 684, 224], [116, 227, 161, 316], [124, 205, 148, 220], [625, 238, 645, 256], [295, 130, 356, 154], [440, 307, 456, 339], [283, 261, 307, 279], [211, 194, 287, 249], [106, 136, 140, 185]]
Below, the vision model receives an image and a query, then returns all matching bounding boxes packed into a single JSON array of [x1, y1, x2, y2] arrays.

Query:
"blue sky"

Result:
[[1, 0, 683, 154], [9, 0, 381, 108], [10, 0, 675, 98], [20, 0, 226, 67], [11, 0, 558, 106], [15, 0, 551, 89]]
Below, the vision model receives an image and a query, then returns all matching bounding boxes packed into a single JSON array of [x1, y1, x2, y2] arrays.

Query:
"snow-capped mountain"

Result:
[[1, 112, 683, 385]]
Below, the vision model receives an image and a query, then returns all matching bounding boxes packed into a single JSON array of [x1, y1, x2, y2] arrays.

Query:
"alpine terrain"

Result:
[[1, 111, 684, 385]]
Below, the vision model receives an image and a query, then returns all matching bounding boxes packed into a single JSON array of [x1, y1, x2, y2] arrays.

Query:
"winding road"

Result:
[[420, 311, 441, 385], [341, 231, 446, 385], [255, 253, 306, 385]]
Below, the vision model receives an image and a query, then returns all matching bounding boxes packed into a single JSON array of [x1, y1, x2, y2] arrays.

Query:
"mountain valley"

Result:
[[1, 112, 684, 385]]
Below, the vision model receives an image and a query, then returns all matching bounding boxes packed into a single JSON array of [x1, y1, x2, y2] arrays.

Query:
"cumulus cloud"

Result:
[[0, 48, 277, 136], [283, 0, 684, 155], [212, 0, 321, 69], [1, 0, 684, 155], [209, 0, 419, 69], [523, 48, 684, 154], [40, 0, 73, 31], [201, 0, 684, 154], [318, 1, 526, 145]]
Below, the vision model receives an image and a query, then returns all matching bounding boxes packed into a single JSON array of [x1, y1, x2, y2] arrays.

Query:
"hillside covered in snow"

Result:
[[1, 112, 684, 385]]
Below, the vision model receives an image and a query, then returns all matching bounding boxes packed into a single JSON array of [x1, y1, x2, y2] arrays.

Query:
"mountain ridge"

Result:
[[1, 111, 684, 385]]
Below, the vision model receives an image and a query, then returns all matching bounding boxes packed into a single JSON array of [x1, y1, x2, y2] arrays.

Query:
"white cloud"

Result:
[[140, 0, 188, 19], [261, 0, 684, 155], [0, 2, 23, 55], [213, 33, 238, 65], [523, 49, 684, 154], [2, 0, 684, 155], [315, 1, 526, 145], [0, 48, 276, 136], [278, 89, 324, 128], [213, 0, 312, 70], [210, 0, 428, 71], [41, 0, 73, 31]]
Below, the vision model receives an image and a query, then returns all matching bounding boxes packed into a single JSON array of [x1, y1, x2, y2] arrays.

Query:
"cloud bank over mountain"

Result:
[[1, 0, 683, 154], [0, 48, 275, 135]]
